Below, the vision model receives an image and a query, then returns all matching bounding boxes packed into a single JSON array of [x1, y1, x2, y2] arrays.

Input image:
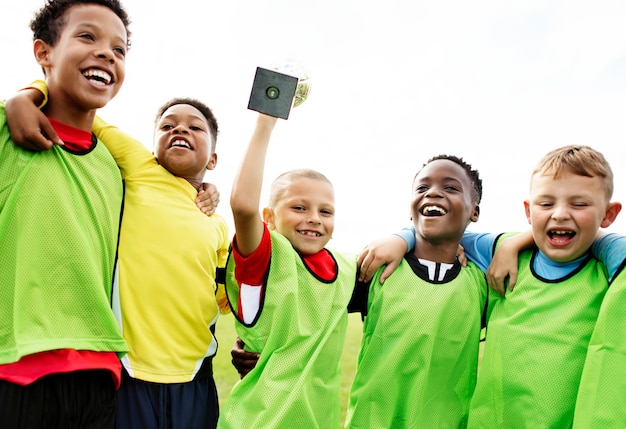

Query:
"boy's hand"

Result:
[[231, 337, 259, 379], [357, 235, 408, 284], [5, 90, 63, 151], [487, 231, 535, 296], [196, 183, 220, 216], [486, 240, 520, 297], [456, 244, 468, 267]]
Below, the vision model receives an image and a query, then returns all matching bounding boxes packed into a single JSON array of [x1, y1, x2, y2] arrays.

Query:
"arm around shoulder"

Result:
[[593, 232, 626, 281], [357, 234, 409, 284], [486, 230, 534, 296], [5, 81, 62, 150]]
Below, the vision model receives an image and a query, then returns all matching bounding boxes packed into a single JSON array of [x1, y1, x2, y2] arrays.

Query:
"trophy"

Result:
[[247, 59, 312, 119]]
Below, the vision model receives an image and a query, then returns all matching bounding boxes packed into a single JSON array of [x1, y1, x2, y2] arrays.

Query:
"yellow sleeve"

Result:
[[215, 216, 232, 314], [91, 116, 133, 153], [25, 79, 48, 108], [92, 118, 153, 178]]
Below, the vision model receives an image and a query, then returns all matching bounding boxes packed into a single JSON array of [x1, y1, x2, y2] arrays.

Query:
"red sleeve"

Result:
[[232, 225, 271, 286]]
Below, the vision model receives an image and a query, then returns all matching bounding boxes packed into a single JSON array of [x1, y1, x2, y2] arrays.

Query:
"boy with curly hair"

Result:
[[0, 1, 131, 427]]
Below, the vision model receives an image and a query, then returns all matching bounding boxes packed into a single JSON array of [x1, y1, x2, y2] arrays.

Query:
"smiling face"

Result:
[[153, 103, 217, 189], [264, 177, 335, 255], [410, 159, 479, 252], [525, 172, 616, 262], [36, 4, 128, 124]]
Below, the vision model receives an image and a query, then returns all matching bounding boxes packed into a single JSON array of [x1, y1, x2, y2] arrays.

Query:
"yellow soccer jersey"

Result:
[[94, 117, 230, 383]]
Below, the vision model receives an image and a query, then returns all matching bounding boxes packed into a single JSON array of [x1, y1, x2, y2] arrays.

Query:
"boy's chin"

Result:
[[540, 245, 587, 263], [294, 240, 329, 256]]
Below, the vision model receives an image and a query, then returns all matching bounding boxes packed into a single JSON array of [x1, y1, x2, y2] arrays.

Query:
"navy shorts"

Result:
[[0, 370, 116, 429], [116, 367, 219, 429]]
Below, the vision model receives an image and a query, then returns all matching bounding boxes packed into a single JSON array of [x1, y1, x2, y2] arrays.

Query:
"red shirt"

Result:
[[232, 225, 337, 322]]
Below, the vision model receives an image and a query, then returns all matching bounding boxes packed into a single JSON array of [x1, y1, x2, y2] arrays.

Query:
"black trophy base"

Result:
[[248, 67, 298, 119]]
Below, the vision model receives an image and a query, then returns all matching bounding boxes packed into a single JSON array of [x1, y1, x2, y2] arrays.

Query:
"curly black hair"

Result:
[[420, 154, 483, 204], [30, 0, 131, 48]]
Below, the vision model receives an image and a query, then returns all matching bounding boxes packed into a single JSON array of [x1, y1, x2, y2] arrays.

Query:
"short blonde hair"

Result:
[[532, 145, 614, 199], [268, 169, 333, 207]]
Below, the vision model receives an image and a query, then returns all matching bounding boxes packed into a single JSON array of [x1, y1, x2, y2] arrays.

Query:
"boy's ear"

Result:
[[524, 200, 532, 224], [206, 153, 217, 171], [262, 207, 275, 230], [600, 201, 622, 228], [470, 205, 480, 222], [33, 39, 51, 68]]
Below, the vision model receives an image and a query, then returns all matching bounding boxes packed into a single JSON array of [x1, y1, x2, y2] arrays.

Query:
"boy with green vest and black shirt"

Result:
[[345, 155, 489, 428], [218, 113, 360, 429], [361, 145, 624, 428], [0, 1, 131, 427]]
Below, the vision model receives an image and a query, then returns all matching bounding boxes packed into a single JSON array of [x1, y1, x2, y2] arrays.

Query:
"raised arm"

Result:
[[230, 114, 278, 256]]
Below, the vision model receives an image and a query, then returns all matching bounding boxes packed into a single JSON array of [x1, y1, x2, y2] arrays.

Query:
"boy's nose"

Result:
[[425, 187, 443, 198], [551, 205, 571, 221], [96, 48, 116, 64], [307, 212, 321, 223]]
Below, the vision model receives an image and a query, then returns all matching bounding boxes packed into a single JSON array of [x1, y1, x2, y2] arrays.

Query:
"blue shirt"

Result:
[[397, 228, 626, 281]]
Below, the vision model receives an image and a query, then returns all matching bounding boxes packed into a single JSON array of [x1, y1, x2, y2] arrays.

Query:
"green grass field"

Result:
[[213, 312, 364, 426]]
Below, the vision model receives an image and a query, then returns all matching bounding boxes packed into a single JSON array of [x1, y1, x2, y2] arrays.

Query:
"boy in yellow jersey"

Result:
[[7, 91, 229, 428], [0, 1, 131, 427], [91, 98, 229, 429]]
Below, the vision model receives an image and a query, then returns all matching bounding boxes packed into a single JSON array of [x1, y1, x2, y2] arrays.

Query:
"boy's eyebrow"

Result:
[[160, 111, 206, 123], [532, 192, 594, 200], [166, 115, 206, 123], [75, 22, 127, 46], [530, 193, 555, 201], [417, 175, 464, 184]]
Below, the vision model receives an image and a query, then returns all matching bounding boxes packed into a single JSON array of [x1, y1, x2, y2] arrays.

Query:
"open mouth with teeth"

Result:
[[421, 205, 447, 216], [83, 69, 112, 86], [298, 230, 321, 237], [171, 139, 192, 150], [548, 230, 575, 243]]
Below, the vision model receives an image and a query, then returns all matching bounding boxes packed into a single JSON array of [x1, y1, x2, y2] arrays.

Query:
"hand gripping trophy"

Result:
[[247, 59, 312, 119]]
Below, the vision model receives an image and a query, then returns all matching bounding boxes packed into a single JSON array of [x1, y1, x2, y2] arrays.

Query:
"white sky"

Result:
[[2, 0, 626, 253]]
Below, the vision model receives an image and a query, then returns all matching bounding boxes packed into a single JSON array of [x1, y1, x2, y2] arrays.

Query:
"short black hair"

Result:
[[155, 98, 219, 149], [421, 154, 483, 204], [30, 0, 131, 48]]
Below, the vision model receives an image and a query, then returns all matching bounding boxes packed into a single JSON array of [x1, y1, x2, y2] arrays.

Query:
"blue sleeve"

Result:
[[395, 226, 415, 251], [592, 233, 626, 281], [460, 231, 499, 273]]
